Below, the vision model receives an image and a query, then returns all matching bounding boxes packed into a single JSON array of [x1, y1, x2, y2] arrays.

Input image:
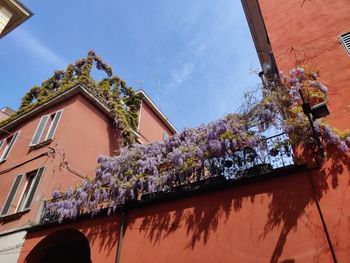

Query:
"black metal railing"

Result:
[[156, 132, 294, 191], [208, 132, 294, 179], [40, 201, 58, 224]]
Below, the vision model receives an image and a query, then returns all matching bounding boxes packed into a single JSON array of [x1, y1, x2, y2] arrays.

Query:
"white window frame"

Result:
[[0, 131, 20, 162], [16, 167, 45, 213], [163, 131, 169, 141]]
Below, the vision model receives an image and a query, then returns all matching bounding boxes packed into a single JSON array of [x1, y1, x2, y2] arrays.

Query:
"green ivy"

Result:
[[0, 51, 143, 146]]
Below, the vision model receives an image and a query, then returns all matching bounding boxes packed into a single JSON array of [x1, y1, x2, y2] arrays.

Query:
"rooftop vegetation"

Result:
[[0, 51, 143, 146]]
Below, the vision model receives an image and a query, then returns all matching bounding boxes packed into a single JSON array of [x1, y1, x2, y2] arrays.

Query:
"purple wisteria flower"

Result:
[[346, 137, 350, 145], [52, 189, 61, 199], [316, 82, 328, 94], [339, 141, 348, 153]]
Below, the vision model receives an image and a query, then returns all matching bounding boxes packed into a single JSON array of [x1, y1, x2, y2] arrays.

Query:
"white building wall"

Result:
[[0, 6, 13, 35], [0, 231, 26, 263]]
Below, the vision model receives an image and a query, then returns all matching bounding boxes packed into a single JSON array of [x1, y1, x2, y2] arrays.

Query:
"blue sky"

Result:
[[0, 0, 261, 130]]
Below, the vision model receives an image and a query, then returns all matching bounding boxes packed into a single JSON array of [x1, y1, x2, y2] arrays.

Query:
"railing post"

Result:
[[116, 210, 126, 263], [36, 199, 46, 224]]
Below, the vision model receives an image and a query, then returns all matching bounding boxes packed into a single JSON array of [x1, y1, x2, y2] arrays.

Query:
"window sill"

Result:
[[0, 209, 30, 222], [30, 139, 53, 149]]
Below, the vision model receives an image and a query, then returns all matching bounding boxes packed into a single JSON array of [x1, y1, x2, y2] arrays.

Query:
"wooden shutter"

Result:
[[30, 115, 49, 145], [0, 139, 4, 151], [1, 174, 23, 215], [45, 110, 63, 140], [0, 131, 19, 161], [23, 167, 45, 210], [340, 32, 350, 56]]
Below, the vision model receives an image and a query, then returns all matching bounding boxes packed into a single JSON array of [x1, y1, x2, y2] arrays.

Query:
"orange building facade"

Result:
[[257, 0, 350, 131], [3, 1, 350, 262], [243, 1, 350, 262], [18, 168, 335, 263]]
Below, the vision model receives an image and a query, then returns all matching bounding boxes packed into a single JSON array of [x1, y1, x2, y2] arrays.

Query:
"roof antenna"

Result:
[[137, 80, 144, 90], [154, 78, 161, 107]]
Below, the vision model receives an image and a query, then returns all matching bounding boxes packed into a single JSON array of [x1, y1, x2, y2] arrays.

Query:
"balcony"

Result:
[[40, 132, 295, 224]]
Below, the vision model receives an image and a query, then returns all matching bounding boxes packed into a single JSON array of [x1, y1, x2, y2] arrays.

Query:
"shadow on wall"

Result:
[[81, 216, 120, 259], [125, 146, 350, 263], [23, 147, 350, 263], [312, 146, 350, 257]]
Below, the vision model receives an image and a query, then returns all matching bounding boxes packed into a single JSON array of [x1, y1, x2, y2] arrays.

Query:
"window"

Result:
[[0, 167, 45, 216], [17, 167, 45, 212], [30, 110, 63, 146], [163, 131, 169, 141], [0, 131, 20, 162], [1, 174, 23, 216], [340, 32, 350, 56]]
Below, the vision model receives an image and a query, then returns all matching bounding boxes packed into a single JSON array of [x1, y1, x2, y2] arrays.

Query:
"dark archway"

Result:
[[25, 228, 91, 263]]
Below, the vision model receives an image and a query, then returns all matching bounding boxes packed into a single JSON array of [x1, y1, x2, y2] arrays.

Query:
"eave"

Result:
[[241, 0, 278, 74], [0, 84, 112, 136], [136, 89, 178, 134], [0, 0, 33, 38]]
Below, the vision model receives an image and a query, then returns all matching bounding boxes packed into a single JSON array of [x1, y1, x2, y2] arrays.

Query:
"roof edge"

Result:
[[0, 0, 33, 38], [0, 84, 111, 135], [136, 89, 178, 134], [241, 0, 278, 74], [7, 0, 33, 16]]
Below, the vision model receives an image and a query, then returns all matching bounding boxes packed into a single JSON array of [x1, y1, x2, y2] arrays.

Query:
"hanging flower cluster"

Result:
[[45, 66, 350, 223], [1, 51, 143, 146], [277, 67, 350, 153]]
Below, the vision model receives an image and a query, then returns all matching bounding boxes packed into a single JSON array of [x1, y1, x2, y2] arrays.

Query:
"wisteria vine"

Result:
[[46, 66, 350, 223]]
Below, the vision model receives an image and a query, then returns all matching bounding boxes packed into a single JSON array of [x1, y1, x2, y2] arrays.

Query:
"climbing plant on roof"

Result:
[[3, 51, 143, 146]]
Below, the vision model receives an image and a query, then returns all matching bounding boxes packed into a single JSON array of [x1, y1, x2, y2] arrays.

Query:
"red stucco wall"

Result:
[[120, 172, 333, 263], [18, 215, 120, 263], [258, 1, 350, 261], [138, 101, 174, 144], [18, 170, 337, 263], [258, 0, 350, 131]]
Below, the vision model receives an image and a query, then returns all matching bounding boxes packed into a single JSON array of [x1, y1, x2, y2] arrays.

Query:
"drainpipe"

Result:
[[258, 71, 268, 97], [306, 171, 338, 263], [115, 210, 126, 263], [258, 71, 266, 86]]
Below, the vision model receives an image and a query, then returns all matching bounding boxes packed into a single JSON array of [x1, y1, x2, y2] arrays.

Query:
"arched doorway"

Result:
[[25, 228, 91, 263]]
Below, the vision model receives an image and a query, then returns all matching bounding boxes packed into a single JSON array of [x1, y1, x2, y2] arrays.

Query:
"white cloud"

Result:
[[12, 29, 67, 68], [169, 61, 195, 88], [186, 36, 207, 57]]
